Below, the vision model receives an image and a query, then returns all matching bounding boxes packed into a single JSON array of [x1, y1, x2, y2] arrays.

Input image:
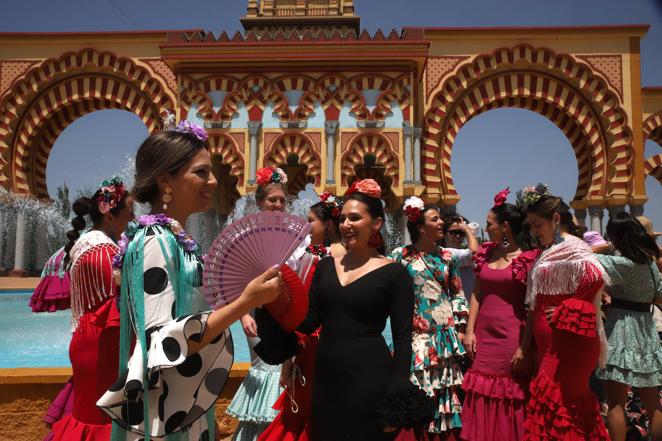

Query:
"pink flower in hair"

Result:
[[345, 179, 381, 199]]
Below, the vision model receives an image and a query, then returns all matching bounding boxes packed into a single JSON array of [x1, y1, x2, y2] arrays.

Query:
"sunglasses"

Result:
[[447, 229, 465, 237]]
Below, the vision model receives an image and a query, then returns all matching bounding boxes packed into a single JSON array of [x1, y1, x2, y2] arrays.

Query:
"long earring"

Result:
[[162, 186, 172, 211], [501, 235, 510, 248], [554, 223, 563, 245]]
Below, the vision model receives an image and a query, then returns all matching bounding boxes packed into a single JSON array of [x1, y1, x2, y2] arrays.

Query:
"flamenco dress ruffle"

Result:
[[524, 293, 609, 441], [50, 299, 119, 441], [30, 247, 70, 313]]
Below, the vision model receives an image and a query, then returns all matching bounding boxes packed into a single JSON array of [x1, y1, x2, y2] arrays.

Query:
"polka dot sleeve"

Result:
[[97, 230, 234, 439]]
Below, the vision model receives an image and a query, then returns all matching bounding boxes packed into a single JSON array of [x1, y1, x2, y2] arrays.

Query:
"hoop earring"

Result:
[[162, 186, 172, 211]]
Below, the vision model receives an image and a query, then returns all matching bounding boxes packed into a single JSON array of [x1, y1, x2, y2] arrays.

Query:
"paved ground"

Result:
[[0, 277, 40, 290]]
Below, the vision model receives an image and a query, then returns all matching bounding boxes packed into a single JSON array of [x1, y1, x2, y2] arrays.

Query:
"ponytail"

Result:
[[64, 197, 93, 265]]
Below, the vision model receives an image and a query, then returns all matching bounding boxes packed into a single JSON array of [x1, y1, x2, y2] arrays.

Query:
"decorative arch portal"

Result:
[[264, 133, 321, 194], [644, 111, 662, 148], [645, 154, 662, 185], [342, 132, 399, 210], [208, 134, 244, 215], [0, 48, 176, 197], [423, 45, 632, 207]]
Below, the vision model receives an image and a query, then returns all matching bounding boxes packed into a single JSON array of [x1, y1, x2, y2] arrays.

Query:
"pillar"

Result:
[[588, 206, 604, 234], [413, 127, 423, 184], [574, 208, 587, 228], [0, 208, 6, 274], [248, 121, 262, 184], [9, 210, 27, 277], [403, 125, 413, 183], [325, 121, 339, 185]]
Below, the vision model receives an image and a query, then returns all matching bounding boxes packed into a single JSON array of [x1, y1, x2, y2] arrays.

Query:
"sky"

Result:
[[2, 0, 662, 237]]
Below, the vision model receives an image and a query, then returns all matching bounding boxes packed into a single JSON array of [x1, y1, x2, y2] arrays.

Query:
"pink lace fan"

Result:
[[203, 211, 311, 309]]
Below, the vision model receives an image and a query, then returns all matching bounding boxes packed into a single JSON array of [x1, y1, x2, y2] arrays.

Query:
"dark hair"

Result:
[[64, 190, 127, 265], [442, 214, 467, 235], [255, 182, 286, 203], [491, 203, 524, 236], [526, 195, 582, 238], [310, 200, 342, 231], [344, 191, 386, 254], [606, 211, 660, 264], [133, 131, 207, 204], [407, 206, 439, 244]]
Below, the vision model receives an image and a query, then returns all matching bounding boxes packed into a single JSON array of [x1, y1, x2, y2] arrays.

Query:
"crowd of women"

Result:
[[39, 118, 661, 441]]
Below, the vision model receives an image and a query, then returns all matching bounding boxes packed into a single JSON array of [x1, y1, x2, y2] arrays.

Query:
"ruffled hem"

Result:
[[233, 421, 271, 441], [524, 371, 609, 441], [412, 330, 465, 372], [596, 364, 662, 388], [550, 298, 597, 337], [462, 369, 528, 401], [227, 367, 282, 423], [600, 345, 662, 375], [43, 378, 74, 426], [375, 380, 436, 430], [29, 274, 70, 313], [258, 415, 311, 441], [49, 414, 112, 441]]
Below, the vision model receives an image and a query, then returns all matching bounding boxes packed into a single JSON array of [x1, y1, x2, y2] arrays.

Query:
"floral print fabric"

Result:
[[390, 245, 468, 433]]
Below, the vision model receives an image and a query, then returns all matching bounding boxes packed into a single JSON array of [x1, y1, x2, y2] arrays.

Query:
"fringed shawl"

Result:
[[69, 230, 117, 329]]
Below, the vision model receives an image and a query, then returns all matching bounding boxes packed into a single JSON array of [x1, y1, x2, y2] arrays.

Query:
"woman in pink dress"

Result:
[[461, 188, 539, 441]]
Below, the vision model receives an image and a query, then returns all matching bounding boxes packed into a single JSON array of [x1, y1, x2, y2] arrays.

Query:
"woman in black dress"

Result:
[[294, 179, 415, 441]]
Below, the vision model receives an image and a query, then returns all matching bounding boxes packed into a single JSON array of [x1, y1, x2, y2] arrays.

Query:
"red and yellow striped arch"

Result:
[[264, 133, 322, 185], [341, 132, 399, 187]]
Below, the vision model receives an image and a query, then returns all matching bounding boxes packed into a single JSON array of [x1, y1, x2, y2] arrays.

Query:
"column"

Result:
[[10, 209, 27, 276], [629, 204, 644, 217], [588, 206, 604, 234], [413, 127, 423, 184], [574, 208, 587, 228], [325, 121, 339, 185], [403, 125, 413, 183], [247, 121, 262, 184]]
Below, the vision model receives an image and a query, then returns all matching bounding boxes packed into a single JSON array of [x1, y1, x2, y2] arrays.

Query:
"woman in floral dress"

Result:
[[390, 197, 467, 441]]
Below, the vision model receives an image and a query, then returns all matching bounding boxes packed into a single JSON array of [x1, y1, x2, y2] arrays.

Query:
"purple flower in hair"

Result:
[[174, 120, 208, 142]]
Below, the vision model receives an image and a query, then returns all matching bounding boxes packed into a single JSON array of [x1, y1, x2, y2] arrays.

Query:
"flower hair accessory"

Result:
[[493, 187, 510, 207], [256, 167, 288, 186], [403, 196, 425, 223], [96, 176, 127, 214], [345, 179, 382, 199], [319, 191, 342, 218], [160, 110, 208, 142], [516, 183, 551, 208]]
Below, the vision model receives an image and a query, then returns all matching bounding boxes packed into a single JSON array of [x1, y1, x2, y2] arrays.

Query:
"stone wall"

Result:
[[0, 366, 249, 440]]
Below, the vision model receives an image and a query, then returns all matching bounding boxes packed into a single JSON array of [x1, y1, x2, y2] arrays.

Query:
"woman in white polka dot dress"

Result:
[[97, 122, 281, 441]]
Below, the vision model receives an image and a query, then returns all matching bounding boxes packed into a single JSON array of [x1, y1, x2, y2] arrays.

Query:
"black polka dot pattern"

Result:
[[109, 369, 129, 392], [125, 379, 143, 401], [204, 367, 228, 395], [162, 337, 181, 362], [144, 267, 168, 295], [165, 410, 187, 433], [177, 353, 203, 377], [158, 381, 169, 421], [121, 399, 144, 426]]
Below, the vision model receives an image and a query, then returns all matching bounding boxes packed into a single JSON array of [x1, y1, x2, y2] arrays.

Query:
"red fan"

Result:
[[265, 264, 308, 333], [203, 211, 312, 309]]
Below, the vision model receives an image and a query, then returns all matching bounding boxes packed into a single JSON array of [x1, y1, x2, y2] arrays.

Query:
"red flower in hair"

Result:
[[493, 187, 510, 207], [256, 167, 275, 186], [404, 206, 422, 223], [345, 179, 381, 199]]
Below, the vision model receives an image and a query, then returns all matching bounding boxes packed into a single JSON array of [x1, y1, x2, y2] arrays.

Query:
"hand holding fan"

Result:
[[203, 211, 311, 316]]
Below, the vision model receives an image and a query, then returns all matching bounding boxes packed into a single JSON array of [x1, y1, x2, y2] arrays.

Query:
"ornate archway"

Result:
[[0, 48, 176, 197], [208, 134, 244, 214], [423, 45, 632, 207], [264, 132, 321, 194]]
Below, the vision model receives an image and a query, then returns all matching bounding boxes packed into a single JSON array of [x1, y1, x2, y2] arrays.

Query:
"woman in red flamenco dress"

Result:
[[259, 192, 344, 441], [520, 186, 610, 441], [48, 177, 134, 441]]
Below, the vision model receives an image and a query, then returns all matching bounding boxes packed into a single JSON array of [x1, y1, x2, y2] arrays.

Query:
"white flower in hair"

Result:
[[404, 196, 425, 210], [161, 109, 176, 131], [275, 167, 288, 184]]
